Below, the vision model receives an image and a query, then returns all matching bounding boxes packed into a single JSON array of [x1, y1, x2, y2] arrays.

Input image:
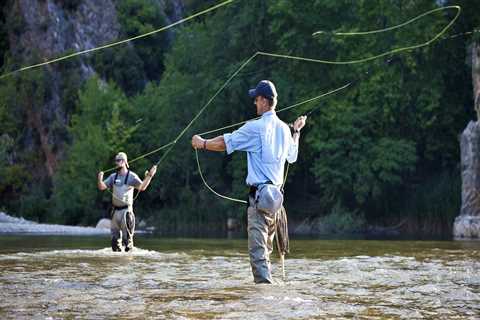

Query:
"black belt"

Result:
[[113, 205, 129, 211], [249, 181, 273, 192]]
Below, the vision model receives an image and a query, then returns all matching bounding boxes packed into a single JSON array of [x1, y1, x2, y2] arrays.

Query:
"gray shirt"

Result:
[[104, 171, 142, 206]]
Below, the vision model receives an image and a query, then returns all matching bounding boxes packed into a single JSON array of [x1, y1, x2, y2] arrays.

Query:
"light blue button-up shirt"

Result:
[[223, 110, 298, 186]]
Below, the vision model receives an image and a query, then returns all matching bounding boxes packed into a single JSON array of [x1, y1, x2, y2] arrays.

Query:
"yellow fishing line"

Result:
[[0, 0, 234, 80], [13, 3, 458, 203], [125, 5, 461, 172], [192, 5, 462, 203]]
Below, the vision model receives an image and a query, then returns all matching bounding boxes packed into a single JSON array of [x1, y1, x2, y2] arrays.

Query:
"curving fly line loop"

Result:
[[189, 5, 462, 203], [195, 148, 247, 204], [105, 4, 462, 177], [261, 6, 461, 66], [102, 5, 462, 203]]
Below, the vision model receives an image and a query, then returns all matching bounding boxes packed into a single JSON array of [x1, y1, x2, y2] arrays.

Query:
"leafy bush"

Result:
[[315, 201, 366, 234]]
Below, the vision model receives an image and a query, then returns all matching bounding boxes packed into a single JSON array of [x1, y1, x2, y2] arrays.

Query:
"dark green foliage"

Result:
[[405, 170, 461, 236], [0, 65, 51, 220], [1, 0, 479, 235], [92, 46, 146, 96], [94, 0, 175, 94], [116, 0, 171, 82]]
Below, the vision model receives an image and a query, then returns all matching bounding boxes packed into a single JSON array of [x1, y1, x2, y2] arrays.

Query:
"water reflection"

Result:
[[0, 237, 479, 319]]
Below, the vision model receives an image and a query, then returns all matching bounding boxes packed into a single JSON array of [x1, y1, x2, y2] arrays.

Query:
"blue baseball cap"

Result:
[[248, 80, 278, 99]]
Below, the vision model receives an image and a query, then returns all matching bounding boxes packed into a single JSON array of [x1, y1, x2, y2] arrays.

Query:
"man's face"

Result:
[[115, 158, 125, 168]]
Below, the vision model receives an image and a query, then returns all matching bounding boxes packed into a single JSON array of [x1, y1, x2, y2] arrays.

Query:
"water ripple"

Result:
[[0, 240, 479, 319]]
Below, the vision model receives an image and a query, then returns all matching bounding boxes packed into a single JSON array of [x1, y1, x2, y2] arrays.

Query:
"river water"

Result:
[[0, 236, 479, 319]]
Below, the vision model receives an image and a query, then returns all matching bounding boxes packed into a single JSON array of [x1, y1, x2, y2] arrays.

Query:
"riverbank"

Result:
[[0, 212, 109, 235], [0, 210, 454, 239]]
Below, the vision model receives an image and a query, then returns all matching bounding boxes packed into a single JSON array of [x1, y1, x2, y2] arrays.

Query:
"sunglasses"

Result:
[[115, 159, 124, 163]]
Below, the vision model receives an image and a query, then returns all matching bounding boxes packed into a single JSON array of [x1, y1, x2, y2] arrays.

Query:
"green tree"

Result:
[[1, 0, 478, 235], [121, 0, 277, 232], [93, 46, 146, 96], [0, 65, 53, 221], [116, 0, 171, 81], [53, 77, 137, 225], [267, 0, 472, 227]]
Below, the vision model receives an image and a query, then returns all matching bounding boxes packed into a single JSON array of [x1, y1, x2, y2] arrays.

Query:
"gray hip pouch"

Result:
[[256, 184, 284, 215]]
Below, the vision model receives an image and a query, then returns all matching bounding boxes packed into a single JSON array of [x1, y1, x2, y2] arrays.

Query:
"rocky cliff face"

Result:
[[454, 42, 480, 239], [455, 121, 480, 238], [473, 42, 480, 121], [5, 0, 183, 178], [7, 0, 122, 177], [10, 0, 121, 73]]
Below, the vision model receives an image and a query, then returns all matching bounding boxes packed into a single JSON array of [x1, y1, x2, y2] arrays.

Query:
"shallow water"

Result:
[[0, 236, 479, 319]]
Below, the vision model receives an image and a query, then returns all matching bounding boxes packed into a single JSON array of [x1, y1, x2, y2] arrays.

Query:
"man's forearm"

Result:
[[98, 181, 107, 190], [204, 136, 226, 152], [138, 175, 153, 191], [293, 131, 300, 145]]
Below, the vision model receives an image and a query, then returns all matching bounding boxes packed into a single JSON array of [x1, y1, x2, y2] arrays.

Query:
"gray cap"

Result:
[[115, 152, 129, 168]]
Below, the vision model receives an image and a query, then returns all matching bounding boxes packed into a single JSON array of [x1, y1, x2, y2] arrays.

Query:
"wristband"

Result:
[[203, 139, 207, 150]]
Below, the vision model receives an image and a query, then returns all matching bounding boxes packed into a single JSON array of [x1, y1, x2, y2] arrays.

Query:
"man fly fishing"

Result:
[[191, 80, 307, 283], [97, 152, 157, 252]]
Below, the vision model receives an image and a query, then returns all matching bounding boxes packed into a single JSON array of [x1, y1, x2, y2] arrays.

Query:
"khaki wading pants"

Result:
[[111, 208, 135, 252], [248, 195, 276, 284]]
